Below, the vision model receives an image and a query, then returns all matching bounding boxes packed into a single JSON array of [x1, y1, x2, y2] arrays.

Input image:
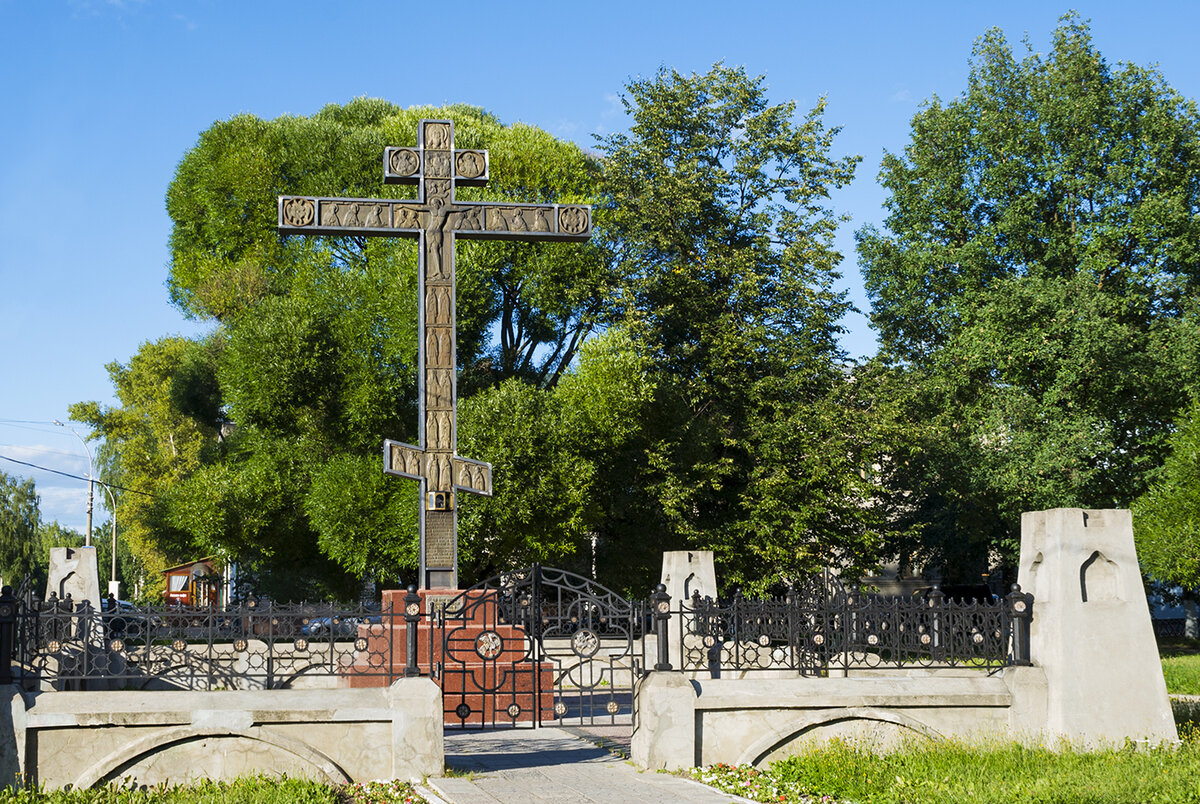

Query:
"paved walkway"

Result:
[[426, 727, 753, 804]]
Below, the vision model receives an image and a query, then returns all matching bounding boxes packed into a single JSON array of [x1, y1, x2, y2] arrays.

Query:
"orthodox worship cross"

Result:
[[278, 120, 591, 589]]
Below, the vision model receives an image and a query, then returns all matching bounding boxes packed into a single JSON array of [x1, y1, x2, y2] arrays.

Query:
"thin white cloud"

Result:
[[602, 93, 624, 119], [890, 89, 913, 103], [1, 443, 89, 476]]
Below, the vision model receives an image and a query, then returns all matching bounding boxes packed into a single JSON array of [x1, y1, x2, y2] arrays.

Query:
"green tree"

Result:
[[81, 101, 609, 595], [599, 64, 880, 590], [0, 470, 41, 588], [1133, 396, 1200, 634], [858, 15, 1200, 577], [71, 336, 222, 588]]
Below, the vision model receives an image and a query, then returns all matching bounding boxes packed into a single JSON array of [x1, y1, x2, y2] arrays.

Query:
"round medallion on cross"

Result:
[[389, 148, 420, 177], [558, 206, 588, 235], [283, 198, 315, 227], [456, 150, 486, 179]]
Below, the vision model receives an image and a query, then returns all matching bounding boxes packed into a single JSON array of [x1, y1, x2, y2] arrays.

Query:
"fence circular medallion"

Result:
[[1013, 600, 1027, 613], [703, 635, 716, 648], [656, 601, 670, 614], [0, 604, 12, 617], [554, 702, 567, 717], [812, 634, 825, 646], [455, 703, 471, 720], [108, 638, 124, 653], [389, 148, 420, 176], [172, 639, 187, 652], [406, 602, 421, 617], [571, 628, 600, 658], [47, 640, 61, 653], [475, 630, 504, 659], [506, 703, 521, 718], [354, 637, 368, 651], [973, 632, 984, 644], [867, 634, 878, 646], [757, 634, 771, 647], [920, 634, 932, 645], [294, 638, 309, 652], [606, 700, 619, 715], [283, 197, 315, 227]]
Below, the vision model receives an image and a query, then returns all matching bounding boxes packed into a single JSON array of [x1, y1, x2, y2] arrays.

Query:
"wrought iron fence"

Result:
[[676, 581, 1032, 676], [0, 587, 416, 691]]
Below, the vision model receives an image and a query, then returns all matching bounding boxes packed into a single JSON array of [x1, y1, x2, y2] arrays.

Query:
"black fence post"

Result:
[[928, 582, 945, 662], [404, 584, 421, 678], [1007, 583, 1033, 666], [652, 584, 672, 671], [0, 586, 17, 685]]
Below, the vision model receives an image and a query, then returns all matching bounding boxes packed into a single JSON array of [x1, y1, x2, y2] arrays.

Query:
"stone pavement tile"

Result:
[[427, 777, 501, 803], [438, 727, 755, 804]]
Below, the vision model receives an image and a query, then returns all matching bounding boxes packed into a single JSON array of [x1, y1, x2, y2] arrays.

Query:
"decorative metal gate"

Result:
[[433, 565, 644, 729]]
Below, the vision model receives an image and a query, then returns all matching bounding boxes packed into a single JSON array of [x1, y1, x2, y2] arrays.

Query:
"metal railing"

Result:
[[0, 586, 426, 691], [668, 582, 1032, 676]]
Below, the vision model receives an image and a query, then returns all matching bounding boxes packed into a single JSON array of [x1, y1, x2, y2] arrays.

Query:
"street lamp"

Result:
[[53, 420, 93, 547], [99, 482, 119, 599]]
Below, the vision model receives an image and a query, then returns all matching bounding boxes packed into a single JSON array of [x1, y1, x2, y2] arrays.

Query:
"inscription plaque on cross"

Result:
[[278, 119, 592, 589]]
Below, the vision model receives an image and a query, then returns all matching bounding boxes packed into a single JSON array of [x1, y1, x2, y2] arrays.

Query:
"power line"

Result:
[[0, 454, 156, 498]]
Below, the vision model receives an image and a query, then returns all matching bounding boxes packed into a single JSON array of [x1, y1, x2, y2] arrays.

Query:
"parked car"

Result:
[[300, 615, 381, 638], [105, 600, 162, 640]]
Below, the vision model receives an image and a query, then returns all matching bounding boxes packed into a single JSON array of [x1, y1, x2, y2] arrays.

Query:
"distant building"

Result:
[[161, 557, 223, 606]]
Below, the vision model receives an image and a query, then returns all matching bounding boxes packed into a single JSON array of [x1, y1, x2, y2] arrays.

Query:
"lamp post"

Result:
[[53, 420, 93, 547], [99, 482, 119, 599]]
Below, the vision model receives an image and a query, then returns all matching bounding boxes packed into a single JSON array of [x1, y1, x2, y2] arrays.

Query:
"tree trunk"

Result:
[[1184, 589, 1198, 640]]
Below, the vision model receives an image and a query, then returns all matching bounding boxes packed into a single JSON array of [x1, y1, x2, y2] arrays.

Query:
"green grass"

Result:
[[1160, 638, 1200, 696], [0, 777, 426, 804], [691, 738, 1200, 804]]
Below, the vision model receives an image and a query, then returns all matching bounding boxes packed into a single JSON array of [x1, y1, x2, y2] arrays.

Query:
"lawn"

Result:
[[0, 778, 426, 804], [1160, 637, 1200, 697], [690, 739, 1200, 804], [683, 638, 1200, 804]]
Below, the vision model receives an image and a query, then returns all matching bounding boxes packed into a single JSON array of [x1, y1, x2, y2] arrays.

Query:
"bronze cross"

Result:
[[278, 119, 592, 589]]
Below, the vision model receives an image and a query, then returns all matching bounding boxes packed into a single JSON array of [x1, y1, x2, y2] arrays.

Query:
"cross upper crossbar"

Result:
[[277, 119, 592, 589]]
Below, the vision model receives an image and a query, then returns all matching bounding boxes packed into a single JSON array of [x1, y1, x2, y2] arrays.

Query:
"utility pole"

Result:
[[54, 420, 93, 546]]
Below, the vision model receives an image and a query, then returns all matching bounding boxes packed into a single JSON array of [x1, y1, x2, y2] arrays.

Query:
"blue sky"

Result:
[[2, 0, 1199, 533]]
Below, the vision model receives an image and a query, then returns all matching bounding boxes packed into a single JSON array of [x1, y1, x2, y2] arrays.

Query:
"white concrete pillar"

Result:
[[631, 672, 696, 770], [1018, 508, 1176, 745]]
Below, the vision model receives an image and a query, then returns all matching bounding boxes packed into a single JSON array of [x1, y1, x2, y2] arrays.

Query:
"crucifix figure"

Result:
[[278, 119, 592, 589]]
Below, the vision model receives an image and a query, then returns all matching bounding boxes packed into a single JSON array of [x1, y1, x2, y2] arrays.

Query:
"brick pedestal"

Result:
[[344, 588, 552, 725]]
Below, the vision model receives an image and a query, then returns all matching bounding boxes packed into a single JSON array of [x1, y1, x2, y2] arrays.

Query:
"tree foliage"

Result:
[[0, 470, 41, 587], [77, 101, 610, 596], [78, 76, 884, 595], [858, 14, 1200, 577], [1134, 396, 1200, 589], [599, 65, 881, 589]]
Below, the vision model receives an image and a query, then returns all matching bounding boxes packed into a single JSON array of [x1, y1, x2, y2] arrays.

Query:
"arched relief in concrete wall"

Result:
[[738, 708, 943, 767], [72, 726, 351, 789], [1028, 552, 1047, 604], [1080, 550, 1121, 603]]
